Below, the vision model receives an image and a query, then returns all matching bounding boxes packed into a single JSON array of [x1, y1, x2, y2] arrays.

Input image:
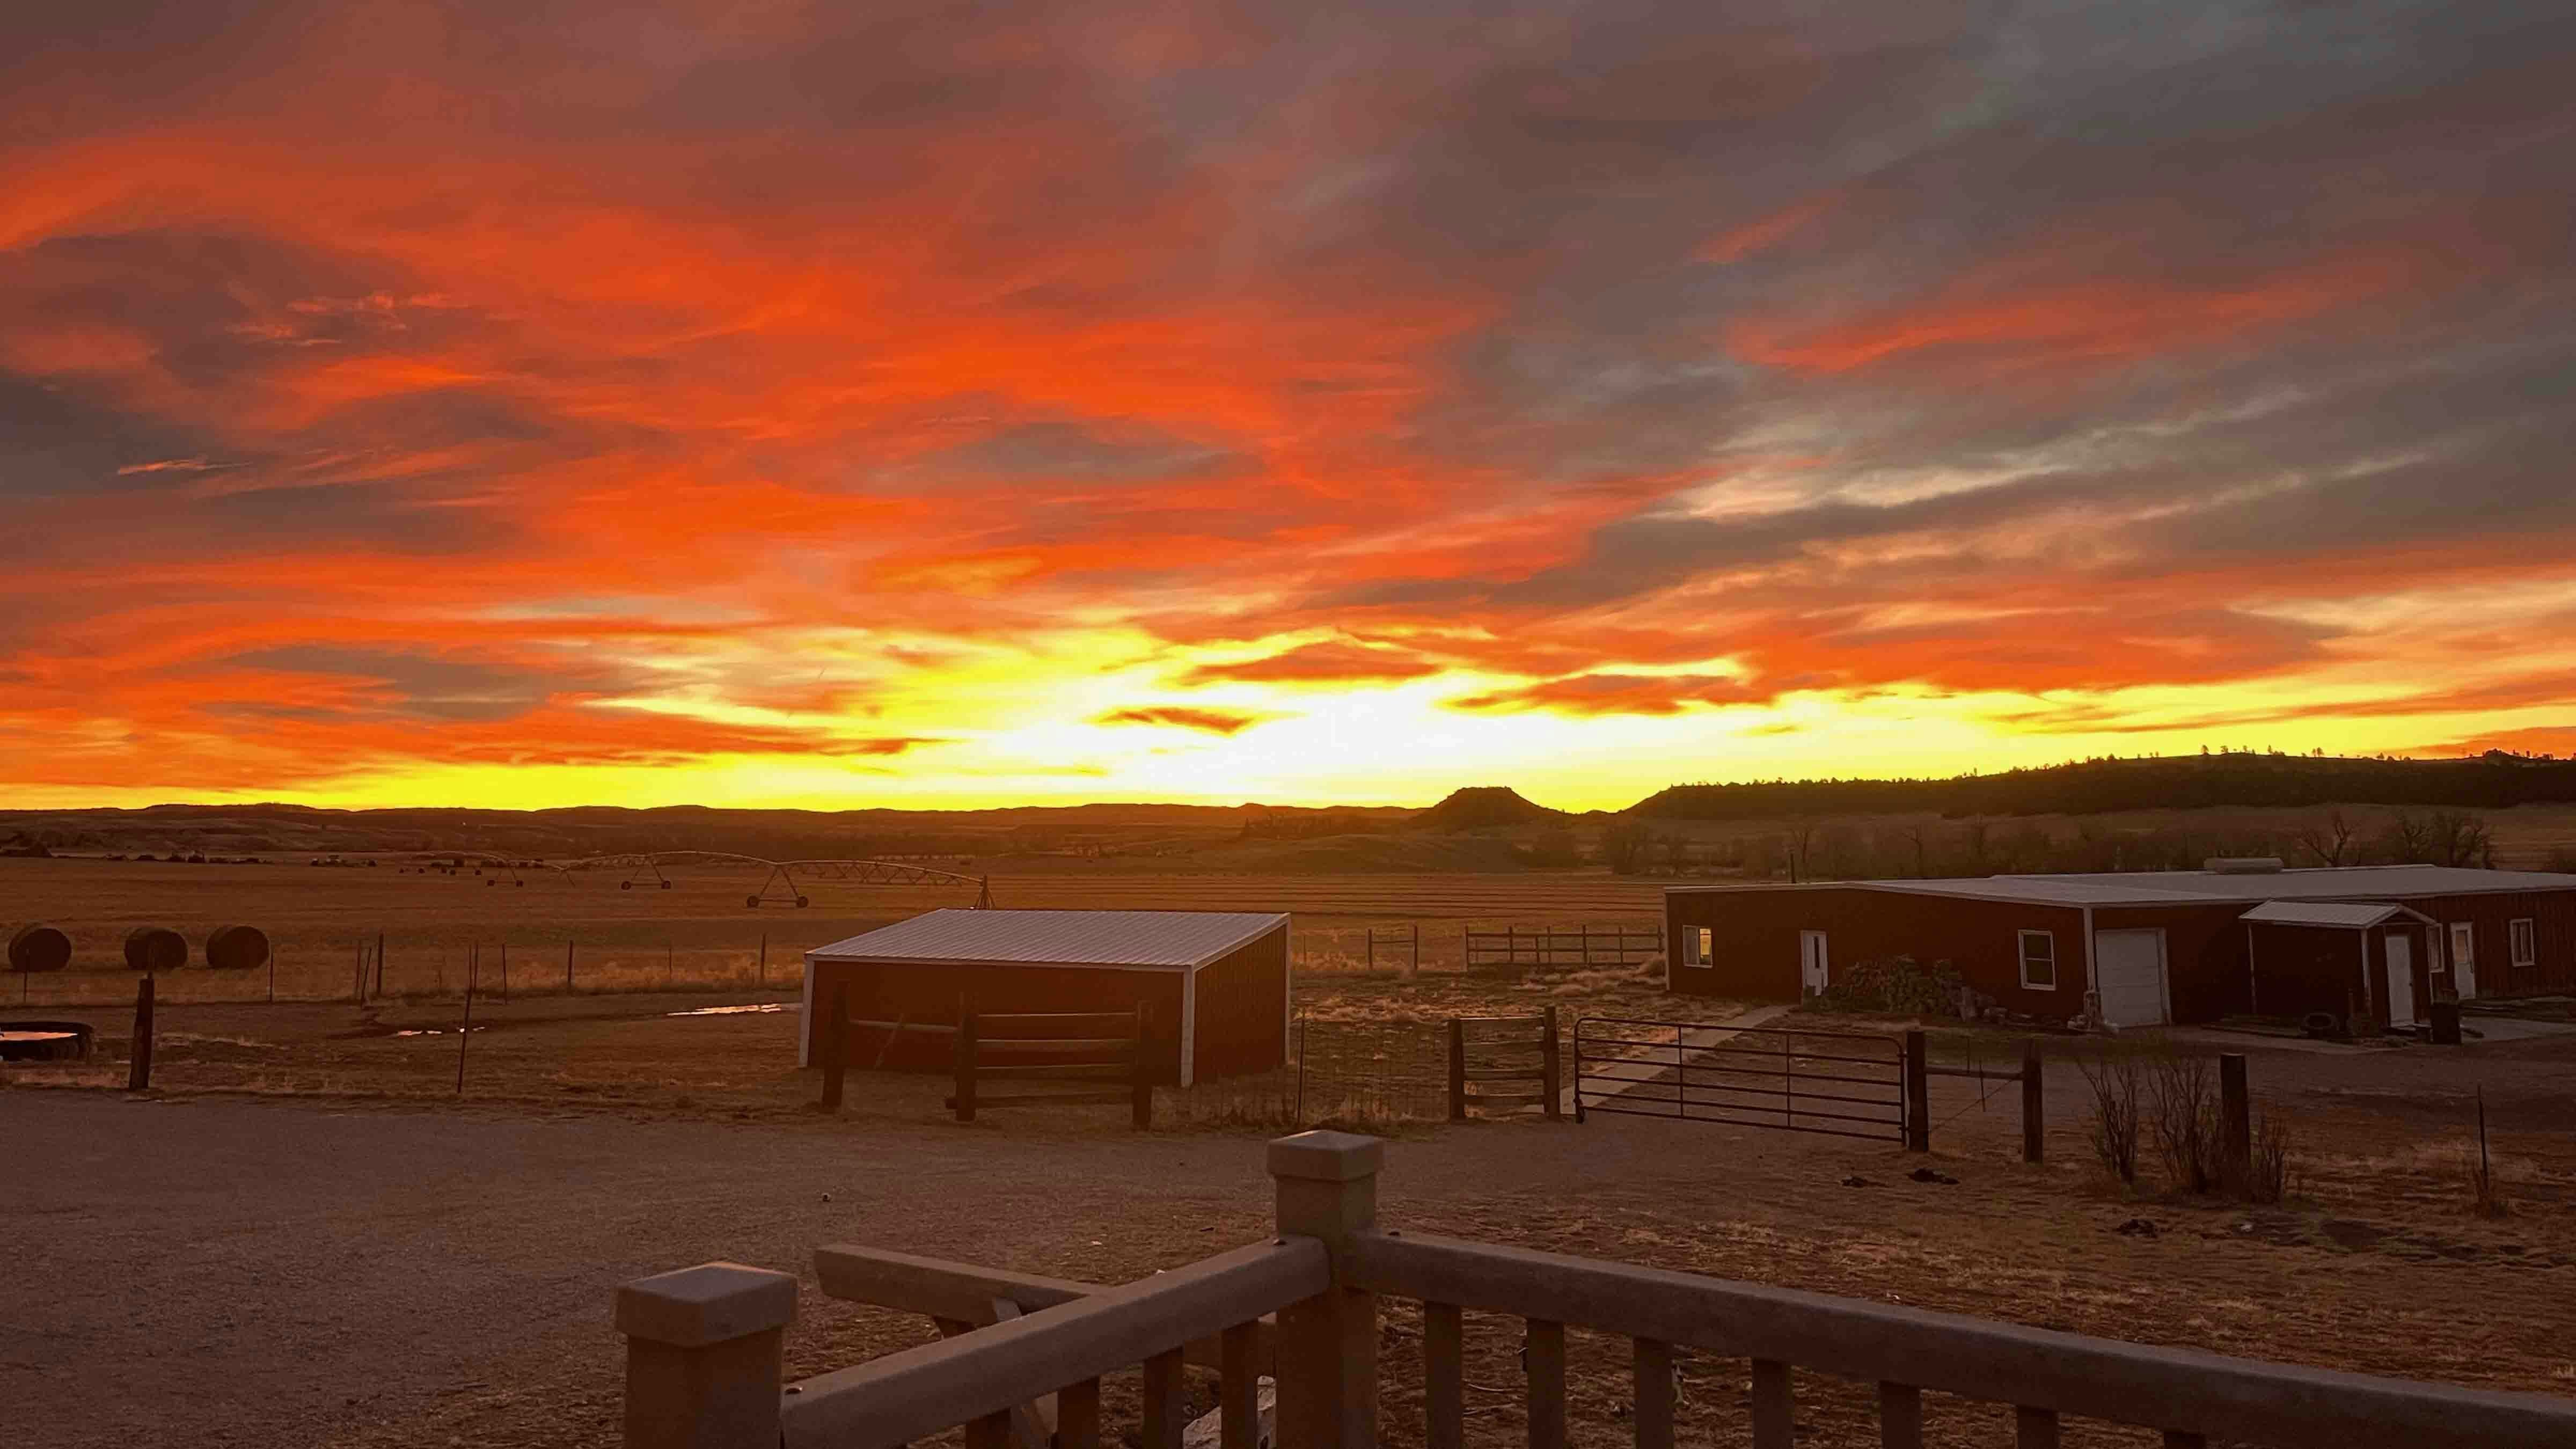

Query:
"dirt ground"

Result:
[[8, 987, 2575, 1449]]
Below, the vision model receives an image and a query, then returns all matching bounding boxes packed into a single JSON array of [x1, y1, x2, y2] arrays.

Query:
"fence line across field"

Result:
[[1464, 923, 1664, 969]]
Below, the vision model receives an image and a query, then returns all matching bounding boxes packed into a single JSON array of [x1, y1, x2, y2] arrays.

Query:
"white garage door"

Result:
[[2093, 928, 2171, 1028]]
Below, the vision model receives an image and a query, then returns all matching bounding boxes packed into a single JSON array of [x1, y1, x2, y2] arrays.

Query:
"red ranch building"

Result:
[[798, 909, 1290, 1085], [1665, 861, 2576, 1032]]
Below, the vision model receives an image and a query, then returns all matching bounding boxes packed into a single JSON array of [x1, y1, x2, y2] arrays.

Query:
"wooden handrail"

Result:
[[1347, 1230, 2576, 1447], [814, 1245, 1283, 1375], [781, 1239, 1328, 1449]]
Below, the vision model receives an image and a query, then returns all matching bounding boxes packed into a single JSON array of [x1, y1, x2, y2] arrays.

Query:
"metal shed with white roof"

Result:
[[1665, 860, 2576, 1033], [799, 909, 1291, 1085]]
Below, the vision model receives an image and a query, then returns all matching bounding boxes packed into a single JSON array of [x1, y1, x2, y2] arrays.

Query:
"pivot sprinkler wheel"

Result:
[[660, 880, 672, 890], [795, 896, 810, 908], [620, 881, 632, 890], [745, 895, 763, 909]]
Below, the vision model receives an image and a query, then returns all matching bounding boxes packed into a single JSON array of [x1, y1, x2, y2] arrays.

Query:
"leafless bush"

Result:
[[2077, 1051, 2143, 1185], [2246, 1113, 2295, 1204], [2146, 1054, 2224, 1194]]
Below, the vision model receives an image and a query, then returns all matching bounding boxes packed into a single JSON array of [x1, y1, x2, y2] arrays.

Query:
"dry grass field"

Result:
[[0, 856, 1666, 1007]]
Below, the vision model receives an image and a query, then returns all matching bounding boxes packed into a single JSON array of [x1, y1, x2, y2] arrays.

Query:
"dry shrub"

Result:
[[1811, 955, 1960, 1016], [2469, 1141, 2509, 1219], [2077, 1051, 2143, 1185], [2146, 1055, 2224, 1194], [2246, 1113, 2296, 1204]]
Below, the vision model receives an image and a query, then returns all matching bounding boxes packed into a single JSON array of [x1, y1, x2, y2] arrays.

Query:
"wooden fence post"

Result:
[[818, 980, 847, 1111], [2220, 1053, 2251, 1194], [127, 975, 155, 1092], [614, 1262, 797, 1449], [374, 931, 385, 998], [2022, 1042, 2045, 1165], [955, 1012, 978, 1123], [1131, 1002, 1155, 1130], [1540, 1009, 1563, 1121], [456, 945, 478, 1094], [758, 931, 767, 989], [1903, 1029, 1930, 1153], [1446, 1018, 1466, 1123], [1270, 1131, 1381, 1449], [567, 939, 575, 993]]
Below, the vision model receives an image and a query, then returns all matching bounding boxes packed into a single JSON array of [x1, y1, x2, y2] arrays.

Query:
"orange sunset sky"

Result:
[[3, 2, 2572, 811]]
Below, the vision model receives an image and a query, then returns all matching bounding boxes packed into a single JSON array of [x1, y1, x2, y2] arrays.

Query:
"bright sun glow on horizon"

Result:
[[4, 3, 2574, 811]]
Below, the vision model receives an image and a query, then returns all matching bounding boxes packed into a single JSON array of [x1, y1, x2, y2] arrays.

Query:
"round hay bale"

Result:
[[123, 925, 188, 973], [8, 923, 72, 974], [205, 924, 271, 971]]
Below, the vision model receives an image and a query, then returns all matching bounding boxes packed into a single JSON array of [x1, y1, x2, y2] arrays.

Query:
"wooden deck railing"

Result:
[[616, 1133, 2576, 1449]]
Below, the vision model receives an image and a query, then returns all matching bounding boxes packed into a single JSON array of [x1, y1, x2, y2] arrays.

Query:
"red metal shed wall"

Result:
[[2400, 889, 2576, 998], [1189, 923, 1290, 1080], [2245, 921, 2361, 1024], [1666, 887, 2087, 1018]]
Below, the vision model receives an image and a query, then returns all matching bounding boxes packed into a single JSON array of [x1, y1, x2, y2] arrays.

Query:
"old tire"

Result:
[[206, 924, 271, 972], [8, 923, 71, 974], [0, 1020, 92, 1061], [123, 926, 187, 973]]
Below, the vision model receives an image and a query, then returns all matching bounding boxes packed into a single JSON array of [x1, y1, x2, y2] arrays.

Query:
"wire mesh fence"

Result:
[[6, 935, 810, 1006], [1158, 1015, 1451, 1131]]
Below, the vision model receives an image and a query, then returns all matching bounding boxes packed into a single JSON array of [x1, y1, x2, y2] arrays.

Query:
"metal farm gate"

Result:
[[1572, 1016, 1926, 1147]]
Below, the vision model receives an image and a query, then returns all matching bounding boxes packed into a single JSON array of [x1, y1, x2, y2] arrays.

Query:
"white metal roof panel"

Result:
[[2240, 900, 2416, 928], [808, 909, 1287, 969]]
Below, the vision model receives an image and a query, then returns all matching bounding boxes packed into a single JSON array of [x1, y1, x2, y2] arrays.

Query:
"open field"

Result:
[[7, 1018, 2576, 1449], [0, 856, 1666, 1006]]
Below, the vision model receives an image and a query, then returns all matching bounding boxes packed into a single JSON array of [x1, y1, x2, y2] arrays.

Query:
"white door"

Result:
[[2447, 923, 2478, 999], [1799, 931, 1828, 997], [2092, 928, 2171, 1028], [2384, 933, 2417, 1024]]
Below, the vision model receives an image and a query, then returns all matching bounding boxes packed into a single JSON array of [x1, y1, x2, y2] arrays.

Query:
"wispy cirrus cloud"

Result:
[[1094, 706, 1277, 736]]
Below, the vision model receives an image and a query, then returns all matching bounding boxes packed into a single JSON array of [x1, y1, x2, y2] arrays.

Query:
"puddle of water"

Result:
[[393, 1026, 490, 1037], [666, 1002, 799, 1018], [2, 1030, 80, 1043]]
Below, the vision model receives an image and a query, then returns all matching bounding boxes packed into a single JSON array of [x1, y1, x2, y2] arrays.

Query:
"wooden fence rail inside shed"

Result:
[[949, 1007, 1160, 1128]]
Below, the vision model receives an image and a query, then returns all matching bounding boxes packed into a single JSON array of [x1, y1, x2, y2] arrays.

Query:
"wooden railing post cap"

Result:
[[615, 1262, 798, 1347], [1267, 1131, 1383, 1183]]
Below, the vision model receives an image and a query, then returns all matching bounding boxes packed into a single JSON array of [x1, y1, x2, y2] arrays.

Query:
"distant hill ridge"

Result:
[[4, 752, 2568, 857], [1416, 786, 1573, 831], [1627, 751, 2576, 821]]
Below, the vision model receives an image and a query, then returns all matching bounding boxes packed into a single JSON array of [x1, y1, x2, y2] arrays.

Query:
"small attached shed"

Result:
[[800, 910, 1290, 1086], [2242, 900, 2436, 1030]]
